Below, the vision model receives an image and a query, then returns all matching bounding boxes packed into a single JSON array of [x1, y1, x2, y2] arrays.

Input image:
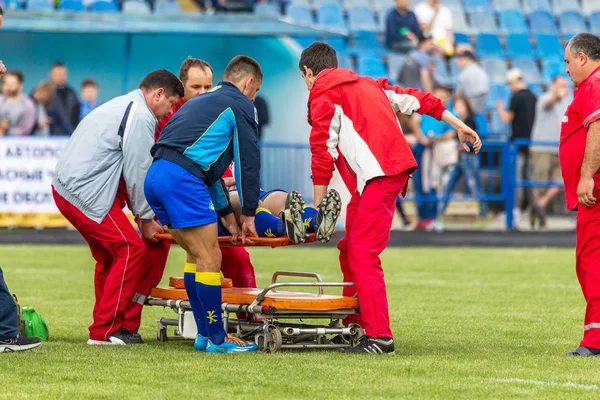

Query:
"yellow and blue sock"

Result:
[[303, 206, 317, 233], [255, 208, 286, 237], [183, 262, 208, 338], [195, 271, 227, 345]]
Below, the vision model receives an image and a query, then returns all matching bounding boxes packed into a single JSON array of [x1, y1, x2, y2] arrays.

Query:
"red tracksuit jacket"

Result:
[[307, 68, 446, 195]]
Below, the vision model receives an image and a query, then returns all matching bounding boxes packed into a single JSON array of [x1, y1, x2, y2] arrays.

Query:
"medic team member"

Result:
[[298, 43, 482, 354], [560, 33, 600, 357], [155, 57, 258, 291]]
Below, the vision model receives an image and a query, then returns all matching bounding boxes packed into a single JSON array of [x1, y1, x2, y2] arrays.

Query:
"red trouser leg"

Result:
[[52, 187, 147, 341], [342, 173, 409, 339], [123, 239, 171, 333], [220, 247, 257, 288], [576, 203, 600, 349], [340, 192, 363, 327]]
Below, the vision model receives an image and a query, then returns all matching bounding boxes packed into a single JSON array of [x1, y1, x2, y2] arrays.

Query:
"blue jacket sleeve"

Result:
[[207, 178, 234, 217], [232, 102, 261, 217]]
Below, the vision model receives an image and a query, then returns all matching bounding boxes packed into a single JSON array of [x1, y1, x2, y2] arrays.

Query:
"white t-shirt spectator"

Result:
[[414, 2, 453, 43]]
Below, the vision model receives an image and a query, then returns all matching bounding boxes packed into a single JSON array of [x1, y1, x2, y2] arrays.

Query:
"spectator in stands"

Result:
[[455, 50, 489, 115], [496, 69, 537, 218], [414, 0, 454, 56], [254, 94, 269, 140], [31, 81, 74, 136], [0, 71, 36, 136], [80, 79, 100, 121], [386, 0, 422, 54], [529, 75, 571, 229], [397, 33, 436, 93], [48, 62, 80, 135]]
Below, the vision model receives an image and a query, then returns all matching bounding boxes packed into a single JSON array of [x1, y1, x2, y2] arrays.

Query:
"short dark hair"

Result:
[[139, 69, 184, 98], [567, 33, 600, 61], [51, 61, 66, 70], [433, 84, 453, 93], [0, 5, 4, 15], [299, 42, 338, 76], [223, 55, 263, 83], [81, 78, 98, 89], [3, 70, 24, 84], [179, 57, 213, 83]]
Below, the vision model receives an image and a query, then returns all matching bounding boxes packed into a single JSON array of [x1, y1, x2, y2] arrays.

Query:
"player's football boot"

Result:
[[315, 189, 342, 243], [344, 336, 395, 355], [206, 335, 259, 353], [282, 190, 308, 244]]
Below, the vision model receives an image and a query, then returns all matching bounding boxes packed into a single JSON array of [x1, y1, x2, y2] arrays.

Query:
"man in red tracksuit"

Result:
[[155, 57, 257, 290], [299, 43, 482, 354], [559, 34, 600, 357]]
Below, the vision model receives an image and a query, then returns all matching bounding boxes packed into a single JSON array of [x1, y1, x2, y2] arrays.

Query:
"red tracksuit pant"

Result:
[[52, 186, 170, 341], [339, 172, 409, 339], [576, 202, 600, 349]]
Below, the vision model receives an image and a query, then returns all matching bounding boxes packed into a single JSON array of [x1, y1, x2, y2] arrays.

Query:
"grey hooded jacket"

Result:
[[52, 89, 156, 224]]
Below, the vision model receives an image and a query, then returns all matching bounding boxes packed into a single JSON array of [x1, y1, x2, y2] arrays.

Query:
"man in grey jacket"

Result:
[[52, 70, 184, 345]]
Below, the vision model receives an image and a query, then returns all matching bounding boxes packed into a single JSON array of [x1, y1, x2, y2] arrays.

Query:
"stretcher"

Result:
[[146, 233, 364, 352]]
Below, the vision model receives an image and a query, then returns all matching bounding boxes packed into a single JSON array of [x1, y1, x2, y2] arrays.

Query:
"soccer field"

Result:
[[0, 245, 598, 399]]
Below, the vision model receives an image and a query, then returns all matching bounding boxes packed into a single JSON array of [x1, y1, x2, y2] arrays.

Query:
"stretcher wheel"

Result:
[[157, 326, 167, 342], [255, 333, 265, 351], [265, 325, 282, 353], [348, 323, 364, 346]]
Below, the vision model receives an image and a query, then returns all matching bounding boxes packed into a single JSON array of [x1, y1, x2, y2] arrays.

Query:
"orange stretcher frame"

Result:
[[155, 233, 322, 248]]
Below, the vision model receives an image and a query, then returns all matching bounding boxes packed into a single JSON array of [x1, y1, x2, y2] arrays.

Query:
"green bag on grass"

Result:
[[21, 307, 49, 342]]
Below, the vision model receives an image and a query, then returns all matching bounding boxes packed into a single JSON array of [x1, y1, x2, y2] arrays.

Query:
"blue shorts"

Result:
[[259, 189, 286, 201], [144, 159, 217, 229]]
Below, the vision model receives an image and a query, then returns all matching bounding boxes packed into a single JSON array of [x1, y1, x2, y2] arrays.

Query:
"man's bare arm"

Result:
[[581, 120, 600, 179]]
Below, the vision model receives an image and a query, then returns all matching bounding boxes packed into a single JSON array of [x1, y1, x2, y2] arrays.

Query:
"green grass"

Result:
[[0, 245, 598, 399]]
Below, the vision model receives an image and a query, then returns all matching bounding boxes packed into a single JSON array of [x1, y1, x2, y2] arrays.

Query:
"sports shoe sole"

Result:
[[87, 336, 126, 345], [315, 189, 342, 243], [282, 190, 307, 244], [0, 341, 42, 353]]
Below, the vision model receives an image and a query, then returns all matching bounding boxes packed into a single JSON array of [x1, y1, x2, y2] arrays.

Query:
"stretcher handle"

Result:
[[250, 281, 355, 309], [271, 271, 324, 295]]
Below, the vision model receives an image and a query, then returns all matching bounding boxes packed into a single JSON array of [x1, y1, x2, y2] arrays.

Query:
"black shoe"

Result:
[[0, 333, 42, 353], [344, 336, 395, 354], [111, 328, 144, 345], [330, 334, 351, 345], [126, 331, 144, 344]]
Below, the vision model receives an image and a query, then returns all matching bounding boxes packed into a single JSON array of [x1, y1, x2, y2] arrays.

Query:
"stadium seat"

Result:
[[505, 34, 534, 59], [27, 0, 54, 11], [377, 6, 393, 33], [522, 0, 551, 14], [343, 0, 370, 9], [535, 34, 563, 61], [293, 36, 318, 48], [324, 36, 348, 54], [512, 58, 542, 84], [3, 0, 24, 9], [558, 11, 588, 36], [442, 0, 462, 9], [590, 12, 600, 34], [288, 0, 312, 6], [254, 2, 281, 17], [468, 10, 498, 33], [349, 30, 383, 56], [450, 7, 471, 33], [154, 1, 182, 14], [89, 0, 119, 12], [541, 59, 566, 84], [582, 0, 600, 16], [473, 113, 489, 137], [59, 0, 85, 11], [463, 0, 491, 12], [492, 0, 520, 11], [498, 10, 528, 34], [357, 56, 388, 79], [490, 112, 509, 136], [348, 5, 377, 32], [286, 4, 314, 23], [481, 57, 508, 83], [122, 0, 151, 13], [316, 3, 345, 29], [454, 32, 470, 45], [553, 0, 582, 15], [475, 34, 504, 58], [529, 10, 558, 34], [528, 83, 543, 97], [387, 54, 406, 81], [338, 54, 354, 70]]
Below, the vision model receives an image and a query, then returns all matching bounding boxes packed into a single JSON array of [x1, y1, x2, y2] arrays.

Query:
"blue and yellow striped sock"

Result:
[[254, 208, 286, 237], [303, 206, 317, 233], [183, 262, 207, 338], [195, 271, 227, 345]]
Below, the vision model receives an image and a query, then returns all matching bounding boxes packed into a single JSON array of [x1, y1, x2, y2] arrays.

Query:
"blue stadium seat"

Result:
[[349, 30, 383, 57], [293, 36, 318, 48], [481, 57, 508, 83], [154, 1, 182, 14], [583, 0, 600, 16], [348, 5, 377, 32], [558, 11, 588, 35], [475, 34, 504, 58], [454, 32, 470, 45], [90, 0, 119, 12], [590, 12, 600, 34], [523, 0, 551, 14], [377, 6, 393, 33], [286, 4, 314, 23], [357, 56, 388, 79], [463, 0, 491, 12], [338, 55, 354, 70], [498, 9, 528, 34], [3, 0, 24, 9], [541, 59, 565, 84], [535, 34, 563, 61], [343, 0, 370, 9], [123, 0, 151, 13], [288, 0, 312, 6], [451, 7, 470, 33], [59, 0, 85, 11], [473, 114, 489, 136], [387, 54, 407, 81], [468, 10, 498, 33], [324, 36, 348, 54], [528, 83, 543, 97], [492, 0, 520, 11], [506, 34, 534, 59], [490, 112, 509, 136], [254, 2, 281, 17], [316, 3, 345, 29], [512, 59, 542, 84], [529, 10, 558, 34], [553, 0, 582, 15], [27, 0, 54, 11]]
